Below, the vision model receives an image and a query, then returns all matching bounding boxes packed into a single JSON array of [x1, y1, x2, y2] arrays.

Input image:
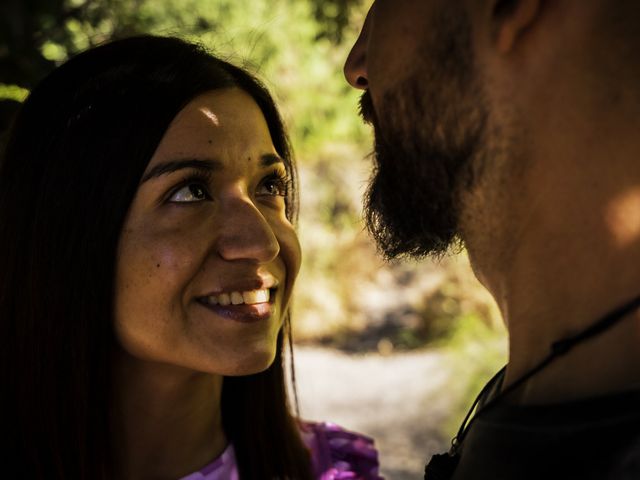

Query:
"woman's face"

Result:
[[115, 88, 301, 376]]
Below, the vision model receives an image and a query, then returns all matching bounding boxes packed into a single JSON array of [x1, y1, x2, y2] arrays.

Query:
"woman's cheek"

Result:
[[277, 221, 302, 304]]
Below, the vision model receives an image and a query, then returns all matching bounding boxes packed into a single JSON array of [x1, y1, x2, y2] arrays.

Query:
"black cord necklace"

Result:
[[424, 293, 640, 480]]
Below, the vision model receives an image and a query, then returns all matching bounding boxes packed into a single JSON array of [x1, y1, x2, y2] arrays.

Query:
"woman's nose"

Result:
[[215, 199, 280, 264], [344, 7, 372, 90]]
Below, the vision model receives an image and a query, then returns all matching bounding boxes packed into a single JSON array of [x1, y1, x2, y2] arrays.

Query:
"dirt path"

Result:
[[291, 346, 456, 480]]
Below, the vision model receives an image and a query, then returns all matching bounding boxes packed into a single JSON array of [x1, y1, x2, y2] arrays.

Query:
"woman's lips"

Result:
[[198, 301, 273, 323], [196, 287, 276, 323], [204, 288, 271, 306]]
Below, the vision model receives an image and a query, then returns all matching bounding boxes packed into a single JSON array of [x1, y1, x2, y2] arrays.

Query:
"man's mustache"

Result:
[[358, 90, 375, 125]]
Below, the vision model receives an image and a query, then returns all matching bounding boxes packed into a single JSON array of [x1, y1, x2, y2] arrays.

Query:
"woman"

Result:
[[0, 36, 381, 479]]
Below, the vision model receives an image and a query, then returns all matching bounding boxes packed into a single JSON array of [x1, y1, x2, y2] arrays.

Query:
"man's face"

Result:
[[345, 0, 490, 259]]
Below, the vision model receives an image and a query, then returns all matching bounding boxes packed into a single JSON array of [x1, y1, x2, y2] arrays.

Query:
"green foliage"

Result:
[[0, 0, 371, 157], [309, 0, 363, 43], [157, 0, 372, 157], [0, 84, 29, 102]]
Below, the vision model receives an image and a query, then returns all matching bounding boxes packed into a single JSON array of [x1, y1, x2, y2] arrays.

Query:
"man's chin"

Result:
[[364, 147, 462, 260]]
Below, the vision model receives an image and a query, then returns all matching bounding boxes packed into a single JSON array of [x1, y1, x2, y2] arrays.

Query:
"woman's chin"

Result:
[[215, 349, 277, 377]]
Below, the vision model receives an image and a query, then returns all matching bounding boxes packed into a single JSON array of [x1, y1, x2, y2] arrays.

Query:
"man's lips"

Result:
[[359, 89, 375, 125]]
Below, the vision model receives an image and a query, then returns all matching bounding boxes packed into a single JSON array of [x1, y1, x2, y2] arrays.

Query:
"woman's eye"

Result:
[[168, 183, 210, 203], [258, 175, 288, 197]]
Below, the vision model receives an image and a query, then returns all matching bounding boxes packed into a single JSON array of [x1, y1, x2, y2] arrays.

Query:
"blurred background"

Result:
[[0, 1, 507, 478]]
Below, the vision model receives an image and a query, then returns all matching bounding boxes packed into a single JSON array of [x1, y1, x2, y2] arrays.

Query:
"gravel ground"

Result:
[[290, 346, 456, 480]]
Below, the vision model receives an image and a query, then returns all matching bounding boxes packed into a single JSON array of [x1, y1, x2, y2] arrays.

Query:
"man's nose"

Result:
[[215, 198, 280, 264], [344, 7, 373, 90]]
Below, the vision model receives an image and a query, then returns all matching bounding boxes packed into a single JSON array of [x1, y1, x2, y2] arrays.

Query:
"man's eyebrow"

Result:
[[260, 153, 284, 168], [140, 159, 222, 183]]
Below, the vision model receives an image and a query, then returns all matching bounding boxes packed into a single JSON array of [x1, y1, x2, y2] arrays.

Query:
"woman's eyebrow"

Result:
[[140, 158, 222, 183], [260, 153, 284, 168]]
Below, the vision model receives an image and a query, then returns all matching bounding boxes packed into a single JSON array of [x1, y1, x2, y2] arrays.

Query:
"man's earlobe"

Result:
[[493, 0, 541, 54]]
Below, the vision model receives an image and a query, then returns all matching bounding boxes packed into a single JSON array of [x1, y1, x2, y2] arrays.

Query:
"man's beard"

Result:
[[360, 8, 489, 260]]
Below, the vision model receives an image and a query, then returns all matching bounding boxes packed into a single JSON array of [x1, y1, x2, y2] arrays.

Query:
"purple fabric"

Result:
[[178, 421, 383, 480], [301, 421, 384, 480]]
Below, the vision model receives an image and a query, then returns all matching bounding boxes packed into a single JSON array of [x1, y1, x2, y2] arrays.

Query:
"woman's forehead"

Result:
[[149, 88, 278, 168]]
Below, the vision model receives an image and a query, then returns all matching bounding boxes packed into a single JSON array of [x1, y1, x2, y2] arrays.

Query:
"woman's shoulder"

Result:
[[300, 421, 384, 480]]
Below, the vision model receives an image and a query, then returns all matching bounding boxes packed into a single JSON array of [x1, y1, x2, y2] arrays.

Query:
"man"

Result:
[[344, 1, 640, 479]]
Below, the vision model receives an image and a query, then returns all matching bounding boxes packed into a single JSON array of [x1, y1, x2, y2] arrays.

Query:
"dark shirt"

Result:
[[450, 387, 640, 480]]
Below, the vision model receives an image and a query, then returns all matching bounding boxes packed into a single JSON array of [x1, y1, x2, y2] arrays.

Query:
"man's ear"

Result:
[[492, 0, 542, 54]]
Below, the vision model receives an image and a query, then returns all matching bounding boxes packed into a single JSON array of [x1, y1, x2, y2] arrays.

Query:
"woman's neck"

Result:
[[111, 349, 227, 480]]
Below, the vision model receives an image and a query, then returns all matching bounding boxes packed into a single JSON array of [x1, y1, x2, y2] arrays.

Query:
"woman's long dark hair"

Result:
[[0, 35, 311, 479]]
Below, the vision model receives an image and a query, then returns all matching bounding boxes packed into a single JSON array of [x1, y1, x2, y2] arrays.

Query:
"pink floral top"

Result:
[[179, 422, 383, 480]]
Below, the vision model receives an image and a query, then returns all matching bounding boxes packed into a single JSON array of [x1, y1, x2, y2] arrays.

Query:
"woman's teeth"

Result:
[[204, 289, 270, 306]]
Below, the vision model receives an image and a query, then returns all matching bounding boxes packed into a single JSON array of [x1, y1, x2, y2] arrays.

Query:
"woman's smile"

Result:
[[196, 276, 280, 323], [197, 297, 275, 323], [200, 288, 272, 306], [114, 87, 302, 376]]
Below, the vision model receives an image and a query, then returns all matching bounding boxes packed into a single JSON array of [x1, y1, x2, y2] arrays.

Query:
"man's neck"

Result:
[[507, 307, 640, 405], [464, 123, 640, 405]]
